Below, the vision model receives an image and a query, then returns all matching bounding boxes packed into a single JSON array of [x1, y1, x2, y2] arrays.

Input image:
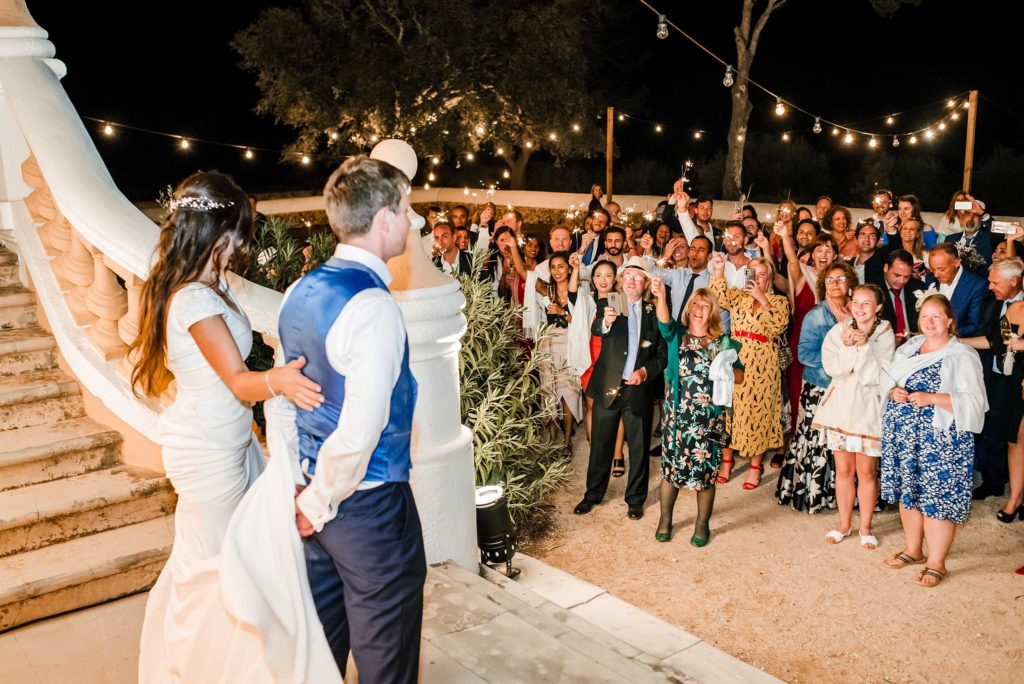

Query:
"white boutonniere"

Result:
[[913, 284, 939, 311], [645, 303, 653, 314], [640, 340, 652, 348]]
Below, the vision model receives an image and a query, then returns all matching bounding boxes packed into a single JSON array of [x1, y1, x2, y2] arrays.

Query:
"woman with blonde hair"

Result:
[[813, 284, 895, 547], [651, 280, 743, 545], [709, 254, 791, 489], [880, 294, 987, 586]]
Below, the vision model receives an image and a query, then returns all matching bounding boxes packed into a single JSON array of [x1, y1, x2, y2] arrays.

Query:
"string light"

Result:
[[496, 147, 504, 155], [464, 187, 470, 196], [886, 116, 895, 125], [427, 172, 435, 181], [723, 65, 734, 88], [329, 131, 339, 141], [868, 137, 877, 148], [432, 157, 440, 165], [909, 134, 918, 144], [525, 141, 533, 149], [475, 125, 485, 135], [179, 138, 190, 150], [938, 122, 946, 130], [572, 123, 581, 132], [843, 132, 854, 144], [466, 152, 475, 160], [656, 14, 669, 40], [502, 170, 510, 179], [654, 124, 663, 133], [369, 134, 378, 142], [736, 134, 743, 141], [300, 154, 311, 165], [244, 148, 254, 160], [781, 132, 790, 142], [774, 97, 786, 116], [947, 99, 956, 108], [951, 112, 960, 121], [548, 132, 557, 141], [812, 118, 822, 134], [618, 113, 625, 122], [832, 127, 840, 136], [103, 123, 114, 136], [423, 183, 430, 190], [963, 101, 970, 109], [693, 131, 702, 139], [892, 136, 900, 147], [924, 129, 934, 139]]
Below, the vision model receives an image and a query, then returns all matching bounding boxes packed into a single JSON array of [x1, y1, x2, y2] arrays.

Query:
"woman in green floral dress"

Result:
[[650, 278, 743, 546]]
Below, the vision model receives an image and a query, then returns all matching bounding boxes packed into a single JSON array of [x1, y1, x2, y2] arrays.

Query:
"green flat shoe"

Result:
[[690, 532, 710, 548], [654, 530, 671, 542]]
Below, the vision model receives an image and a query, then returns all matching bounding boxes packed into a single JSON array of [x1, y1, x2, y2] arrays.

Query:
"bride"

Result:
[[132, 171, 338, 682]]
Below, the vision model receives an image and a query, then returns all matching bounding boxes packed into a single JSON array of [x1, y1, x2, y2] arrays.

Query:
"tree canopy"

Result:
[[233, 0, 609, 188]]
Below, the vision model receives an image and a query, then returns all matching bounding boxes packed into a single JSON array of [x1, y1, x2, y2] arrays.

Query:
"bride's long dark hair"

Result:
[[131, 171, 253, 397]]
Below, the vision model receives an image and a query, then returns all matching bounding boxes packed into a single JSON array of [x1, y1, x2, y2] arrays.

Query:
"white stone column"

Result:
[[374, 139, 477, 570]]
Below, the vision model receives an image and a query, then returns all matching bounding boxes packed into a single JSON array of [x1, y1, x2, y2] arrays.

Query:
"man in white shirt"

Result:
[[272, 156, 425, 682], [643, 234, 712, 320]]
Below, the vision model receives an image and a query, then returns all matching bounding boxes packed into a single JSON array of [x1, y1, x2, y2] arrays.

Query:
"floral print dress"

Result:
[[660, 329, 739, 490], [880, 358, 974, 523]]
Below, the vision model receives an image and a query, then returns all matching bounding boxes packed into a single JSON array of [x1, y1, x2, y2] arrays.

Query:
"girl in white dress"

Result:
[[132, 171, 329, 682]]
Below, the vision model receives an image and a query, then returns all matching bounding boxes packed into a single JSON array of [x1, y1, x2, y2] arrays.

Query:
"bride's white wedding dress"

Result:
[[138, 281, 338, 683]]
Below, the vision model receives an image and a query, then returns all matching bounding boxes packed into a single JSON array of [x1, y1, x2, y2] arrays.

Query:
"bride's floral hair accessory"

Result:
[[169, 196, 235, 212]]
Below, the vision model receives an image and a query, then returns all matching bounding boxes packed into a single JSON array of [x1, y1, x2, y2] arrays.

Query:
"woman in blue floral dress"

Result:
[[880, 294, 987, 587], [650, 279, 743, 547]]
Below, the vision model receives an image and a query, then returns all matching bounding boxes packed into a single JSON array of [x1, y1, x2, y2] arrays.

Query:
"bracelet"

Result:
[[265, 371, 278, 398]]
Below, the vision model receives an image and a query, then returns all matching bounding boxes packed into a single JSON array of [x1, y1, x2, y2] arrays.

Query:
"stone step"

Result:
[[0, 466, 175, 558], [0, 263, 19, 288], [0, 326, 58, 376], [0, 368, 84, 431], [427, 561, 694, 683], [0, 515, 173, 632], [0, 285, 36, 330], [472, 555, 781, 684], [0, 417, 122, 491], [0, 251, 17, 267]]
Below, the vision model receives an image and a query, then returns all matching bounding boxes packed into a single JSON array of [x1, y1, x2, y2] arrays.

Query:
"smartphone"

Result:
[[954, 200, 972, 211], [606, 292, 628, 316], [992, 221, 1012, 234], [743, 267, 756, 287]]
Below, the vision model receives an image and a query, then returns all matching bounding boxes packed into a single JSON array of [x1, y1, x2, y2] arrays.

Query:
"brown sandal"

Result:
[[884, 551, 926, 569], [916, 567, 948, 587]]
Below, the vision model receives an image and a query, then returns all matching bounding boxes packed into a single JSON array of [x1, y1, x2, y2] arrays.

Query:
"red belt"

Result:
[[734, 330, 768, 343]]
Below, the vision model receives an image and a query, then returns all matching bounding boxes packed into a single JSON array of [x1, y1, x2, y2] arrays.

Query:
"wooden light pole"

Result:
[[606, 106, 614, 201], [962, 89, 979, 192]]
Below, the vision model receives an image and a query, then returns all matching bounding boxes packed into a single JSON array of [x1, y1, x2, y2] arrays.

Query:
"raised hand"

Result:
[[710, 251, 726, 277], [650, 276, 665, 299]]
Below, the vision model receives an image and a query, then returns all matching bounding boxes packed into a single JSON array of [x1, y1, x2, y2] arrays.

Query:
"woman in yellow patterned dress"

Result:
[[709, 253, 791, 489]]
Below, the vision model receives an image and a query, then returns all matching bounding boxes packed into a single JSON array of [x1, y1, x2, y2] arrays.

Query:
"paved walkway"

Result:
[[0, 555, 778, 683]]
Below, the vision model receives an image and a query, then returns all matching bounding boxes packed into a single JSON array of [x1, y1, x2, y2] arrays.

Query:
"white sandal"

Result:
[[825, 529, 852, 544], [860, 534, 878, 550]]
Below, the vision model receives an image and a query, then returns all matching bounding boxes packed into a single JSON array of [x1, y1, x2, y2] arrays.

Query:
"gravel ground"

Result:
[[524, 432, 1024, 684]]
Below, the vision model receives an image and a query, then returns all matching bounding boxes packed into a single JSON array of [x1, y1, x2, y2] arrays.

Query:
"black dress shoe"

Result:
[[627, 504, 644, 520], [574, 499, 596, 515]]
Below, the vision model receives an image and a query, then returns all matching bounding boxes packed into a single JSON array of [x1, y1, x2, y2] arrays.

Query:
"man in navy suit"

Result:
[[944, 201, 995, 270], [926, 242, 990, 337]]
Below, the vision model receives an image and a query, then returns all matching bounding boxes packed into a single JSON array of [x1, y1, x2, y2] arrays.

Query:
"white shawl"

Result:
[[567, 289, 597, 378], [709, 348, 739, 407], [880, 335, 988, 434]]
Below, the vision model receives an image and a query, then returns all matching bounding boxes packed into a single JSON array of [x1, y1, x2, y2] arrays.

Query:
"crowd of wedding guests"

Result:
[[428, 183, 1024, 586]]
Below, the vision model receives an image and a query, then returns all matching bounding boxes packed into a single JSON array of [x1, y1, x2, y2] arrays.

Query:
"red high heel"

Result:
[[716, 458, 735, 484], [742, 464, 763, 491]]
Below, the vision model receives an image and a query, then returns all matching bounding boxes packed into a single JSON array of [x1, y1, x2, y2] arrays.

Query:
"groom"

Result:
[[276, 156, 425, 682]]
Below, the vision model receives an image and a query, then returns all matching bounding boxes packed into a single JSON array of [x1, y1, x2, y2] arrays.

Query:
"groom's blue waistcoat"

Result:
[[278, 257, 417, 482]]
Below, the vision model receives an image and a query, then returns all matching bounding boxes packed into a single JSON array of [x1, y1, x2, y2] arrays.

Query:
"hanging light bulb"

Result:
[[886, 115, 895, 125], [832, 127, 840, 136], [329, 131, 339, 141], [892, 136, 900, 147], [475, 125, 485, 135], [618, 113, 625, 122], [572, 123, 581, 132], [463, 187, 470, 196], [525, 141, 533, 149], [909, 134, 918, 144], [466, 152, 475, 160], [843, 132, 854, 144], [179, 138, 190, 150], [938, 122, 947, 130], [496, 147, 505, 156], [428, 172, 435, 181], [301, 154, 311, 165], [656, 14, 669, 40], [502, 169, 510, 179], [410, 126, 417, 133], [963, 101, 970, 109], [423, 182, 430, 190], [102, 123, 114, 136], [951, 112, 960, 121], [812, 118, 822, 134], [723, 65, 734, 88], [432, 156, 440, 165], [868, 137, 878, 148], [781, 132, 790, 142], [947, 99, 956, 108], [548, 132, 557, 141], [654, 124, 663, 133], [244, 148, 254, 160], [774, 97, 786, 116], [736, 134, 744, 142], [924, 129, 934, 139], [693, 131, 702, 139]]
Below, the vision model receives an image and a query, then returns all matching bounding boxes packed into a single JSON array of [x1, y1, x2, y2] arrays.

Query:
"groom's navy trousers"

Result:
[[304, 481, 427, 683]]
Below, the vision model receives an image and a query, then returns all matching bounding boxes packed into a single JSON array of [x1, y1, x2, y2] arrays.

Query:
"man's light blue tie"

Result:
[[623, 301, 639, 380]]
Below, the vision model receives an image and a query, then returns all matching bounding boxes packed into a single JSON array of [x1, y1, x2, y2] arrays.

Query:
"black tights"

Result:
[[656, 479, 716, 542]]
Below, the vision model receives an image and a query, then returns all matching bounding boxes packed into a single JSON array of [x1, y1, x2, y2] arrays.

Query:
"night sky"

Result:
[[29, 0, 1024, 207]]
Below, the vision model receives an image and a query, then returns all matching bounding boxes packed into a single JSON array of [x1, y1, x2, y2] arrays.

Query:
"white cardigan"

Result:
[[813, 319, 895, 440], [879, 335, 989, 434]]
